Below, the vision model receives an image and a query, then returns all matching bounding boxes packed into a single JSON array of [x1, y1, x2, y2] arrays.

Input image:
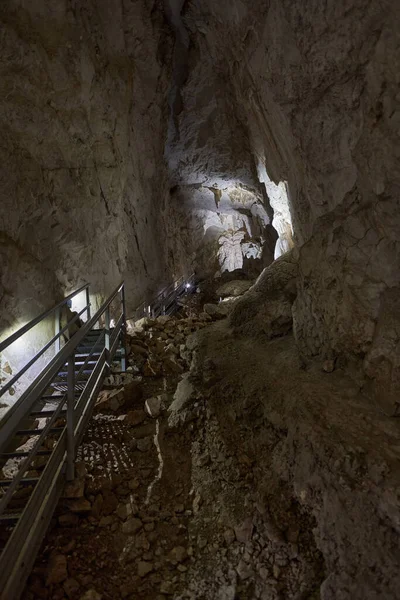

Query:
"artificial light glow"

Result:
[[0, 323, 28, 353], [185, 283, 191, 289]]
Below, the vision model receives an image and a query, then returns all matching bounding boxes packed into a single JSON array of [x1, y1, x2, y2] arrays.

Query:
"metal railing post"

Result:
[[66, 354, 75, 481], [105, 306, 110, 367], [86, 287, 91, 322], [54, 307, 60, 354], [121, 285, 127, 372]]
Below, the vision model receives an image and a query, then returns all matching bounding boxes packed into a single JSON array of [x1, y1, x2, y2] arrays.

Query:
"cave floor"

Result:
[[22, 313, 400, 600]]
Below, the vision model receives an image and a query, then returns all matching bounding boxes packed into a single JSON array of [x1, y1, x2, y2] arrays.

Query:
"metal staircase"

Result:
[[0, 282, 126, 599], [132, 273, 196, 320]]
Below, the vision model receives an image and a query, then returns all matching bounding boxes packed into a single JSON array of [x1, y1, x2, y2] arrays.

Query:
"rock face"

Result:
[[0, 1, 173, 335], [164, 0, 400, 410]]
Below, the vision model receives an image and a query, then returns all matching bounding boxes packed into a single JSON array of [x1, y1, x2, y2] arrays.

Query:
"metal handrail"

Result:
[[0, 281, 126, 600], [130, 273, 195, 320], [0, 282, 124, 450], [0, 305, 89, 399], [131, 276, 186, 318], [0, 283, 90, 353]]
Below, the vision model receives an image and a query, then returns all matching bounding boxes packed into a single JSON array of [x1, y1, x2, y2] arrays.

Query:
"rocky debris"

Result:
[[21, 302, 345, 600]]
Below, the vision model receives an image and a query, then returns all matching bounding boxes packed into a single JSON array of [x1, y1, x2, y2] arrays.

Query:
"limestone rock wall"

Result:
[[0, 0, 173, 336], [162, 0, 277, 279], [177, 0, 400, 408]]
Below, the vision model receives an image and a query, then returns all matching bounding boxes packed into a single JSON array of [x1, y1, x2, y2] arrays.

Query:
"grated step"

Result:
[[0, 478, 39, 488], [0, 513, 21, 523], [57, 369, 94, 377], [0, 450, 52, 459], [30, 409, 67, 418], [15, 427, 64, 437]]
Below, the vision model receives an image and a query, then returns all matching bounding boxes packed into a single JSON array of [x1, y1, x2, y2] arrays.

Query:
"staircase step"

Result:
[[0, 478, 39, 488], [30, 409, 67, 418], [0, 513, 21, 523], [57, 368, 94, 377], [15, 427, 64, 437], [0, 450, 52, 459], [50, 382, 87, 389]]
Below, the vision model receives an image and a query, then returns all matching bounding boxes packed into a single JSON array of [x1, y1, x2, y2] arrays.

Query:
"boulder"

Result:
[[204, 302, 234, 320], [234, 518, 254, 543], [168, 546, 188, 563], [163, 356, 184, 374], [125, 410, 147, 426], [122, 517, 143, 534], [156, 315, 172, 325], [145, 396, 162, 418], [168, 374, 196, 419], [137, 561, 154, 577], [216, 279, 253, 298], [66, 498, 92, 514], [130, 344, 149, 357], [101, 489, 118, 516], [95, 388, 125, 412], [63, 578, 80, 599], [46, 554, 68, 586], [229, 250, 298, 338], [123, 381, 143, 408], [116, 502, 135, 520], [131, 317, 154, 332], [63, 477, 85, 499], [137, 437, 152, 452], [59, 513, 79, 527]]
